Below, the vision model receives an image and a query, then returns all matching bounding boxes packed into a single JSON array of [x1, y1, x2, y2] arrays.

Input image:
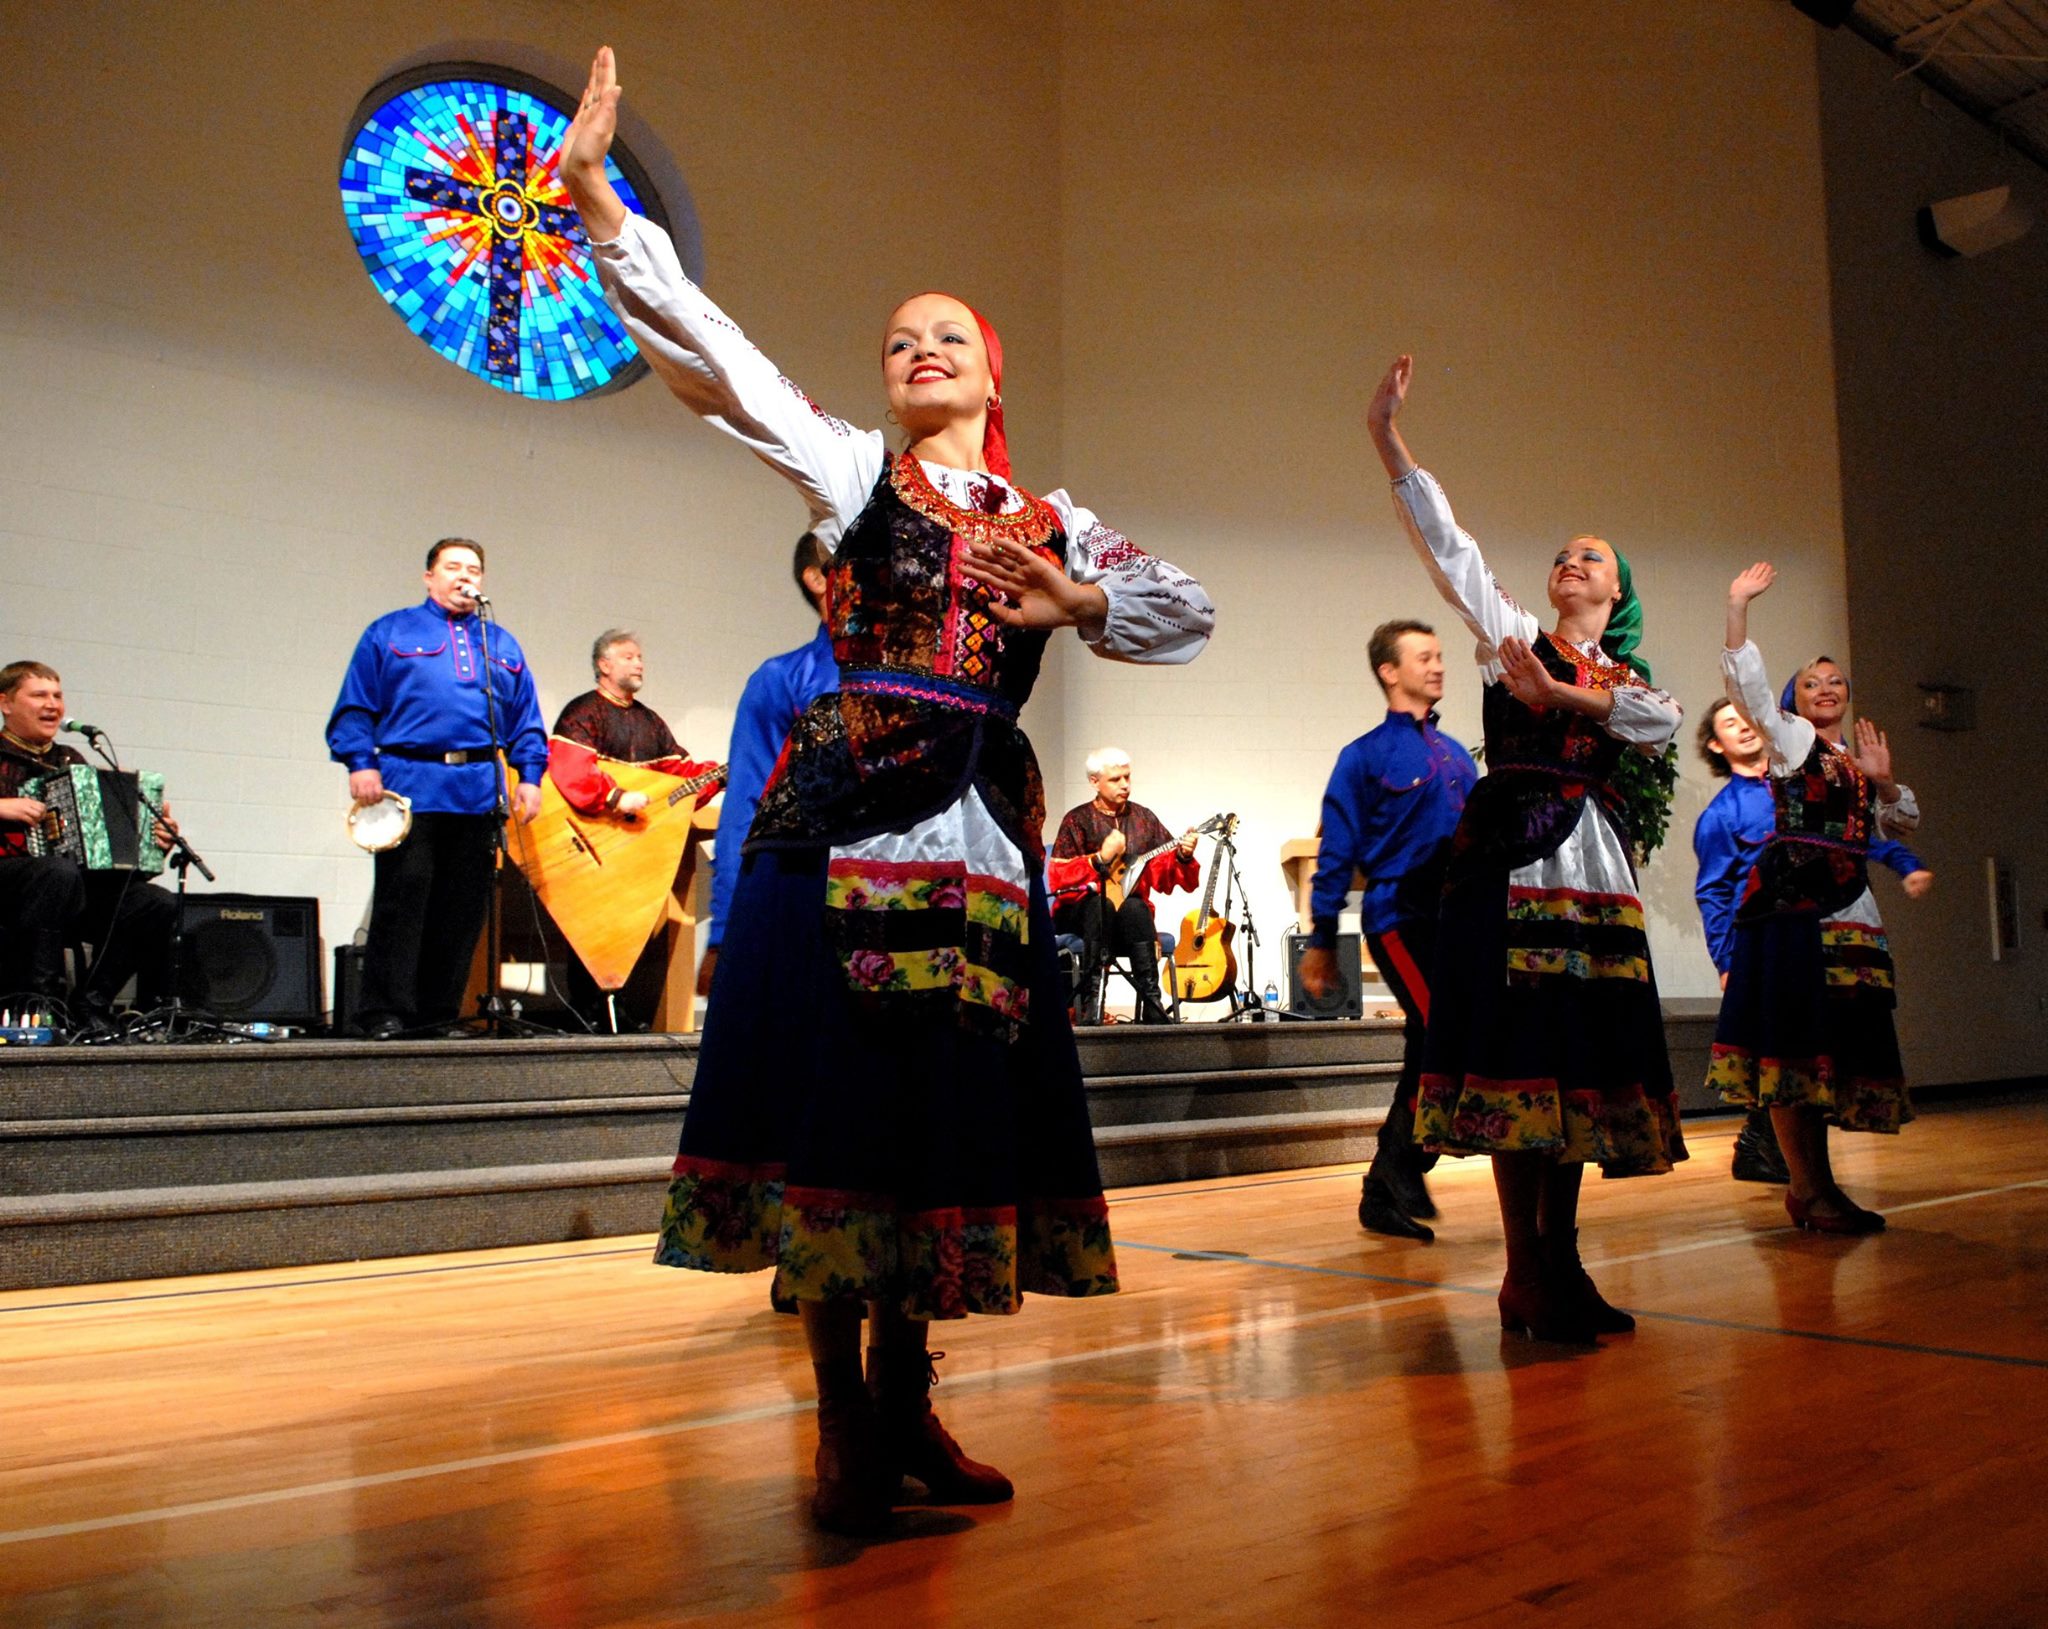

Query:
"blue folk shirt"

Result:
[[1691, 771, 1926, 974], [707, 624, 839, 946], [326, 599, 548, 816], [1310, 708, 1478, 945]]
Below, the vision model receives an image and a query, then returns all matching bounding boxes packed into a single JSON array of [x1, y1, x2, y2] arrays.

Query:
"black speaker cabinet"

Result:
[[177, 893, 322, 1025], [1286, 930, 1363, 1020]]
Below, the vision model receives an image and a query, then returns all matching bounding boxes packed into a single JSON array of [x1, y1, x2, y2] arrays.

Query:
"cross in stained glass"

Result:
[[404, 110, 588, 377]]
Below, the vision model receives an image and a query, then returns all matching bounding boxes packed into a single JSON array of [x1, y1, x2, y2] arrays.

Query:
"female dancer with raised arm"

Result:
[[1712, 563, 1921, 1233], [1364, 355, 1686, 1345], [557, 49, 1214, 1536]]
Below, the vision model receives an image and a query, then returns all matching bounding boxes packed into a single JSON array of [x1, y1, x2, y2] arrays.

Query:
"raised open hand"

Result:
[[1852, 716, 1893, 783], [961, 538, 1107, 633], [1729, 561, 1775, 605], [1367, 355, 1412, 434], [562, 46, 622, 179], [1496, 635, 1557, 709], [1903, 869, 1934, 900]]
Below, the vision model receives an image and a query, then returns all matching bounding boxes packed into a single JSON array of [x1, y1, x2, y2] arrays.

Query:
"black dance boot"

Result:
[[868, 1347, 1013, 1504], [1374, 1097, 1438, 1220], [1126, 938, 1173, 1024], [1073, 958, 1105, 1027], [810, 1356, 890, 1536], [1731, 1109, 1791, 1184], [1358, 1175, 1434, 1242], [1543, 1228, 1635, 1335]]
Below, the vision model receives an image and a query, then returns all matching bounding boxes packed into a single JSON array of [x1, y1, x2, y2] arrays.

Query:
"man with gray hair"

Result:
[[548, 629, 719, 1028], [1050, 747, 1200, 1024]]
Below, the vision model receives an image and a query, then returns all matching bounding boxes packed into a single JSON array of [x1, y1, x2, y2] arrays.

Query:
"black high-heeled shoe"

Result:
[[1785, 1190, 1885, 1235]]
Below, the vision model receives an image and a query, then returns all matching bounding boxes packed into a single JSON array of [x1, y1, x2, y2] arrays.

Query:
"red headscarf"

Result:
[[900, 293, 1009, 481]]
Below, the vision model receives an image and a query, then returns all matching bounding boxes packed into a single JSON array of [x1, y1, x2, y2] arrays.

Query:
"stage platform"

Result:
[[0, 1003, 1724, 1291]]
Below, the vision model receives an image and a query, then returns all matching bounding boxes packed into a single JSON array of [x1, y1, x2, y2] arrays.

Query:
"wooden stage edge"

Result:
[[2, 1096, 2047, 1627]]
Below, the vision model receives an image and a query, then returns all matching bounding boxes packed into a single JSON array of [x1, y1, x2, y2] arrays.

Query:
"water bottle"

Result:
[[1262, 979, 1279, 1017]]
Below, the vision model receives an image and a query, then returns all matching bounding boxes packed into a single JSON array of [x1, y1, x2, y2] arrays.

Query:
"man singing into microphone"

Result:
[[327, 539, 546, 1038]]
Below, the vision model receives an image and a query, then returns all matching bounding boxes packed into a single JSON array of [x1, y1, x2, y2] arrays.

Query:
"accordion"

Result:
[[25, 765, 168, 876]]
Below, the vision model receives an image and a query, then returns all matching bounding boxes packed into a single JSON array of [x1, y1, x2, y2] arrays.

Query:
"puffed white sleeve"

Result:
[[1879, 783, 1921, 836], [1607, 684, 1684, 751], [591, 212, 883, 547], [1721, 639, 1815, 778], [1390, 467, 1540, 677], [1047, 495, 1215, 665]]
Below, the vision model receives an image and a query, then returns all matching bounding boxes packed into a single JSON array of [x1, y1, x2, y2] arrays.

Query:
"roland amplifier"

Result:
[[1285, 930, 1364, 1020], [177, 894, 323, 1027]]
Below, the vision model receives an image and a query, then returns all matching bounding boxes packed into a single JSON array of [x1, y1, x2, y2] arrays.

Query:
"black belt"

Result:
[[378, 746, 495, 765]]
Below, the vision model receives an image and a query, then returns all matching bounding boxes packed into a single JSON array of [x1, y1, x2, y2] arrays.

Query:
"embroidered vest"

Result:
[[1738, 737, 1873, 922], [1449, 633, 1637, 881], [747, 454, 1065, 858]]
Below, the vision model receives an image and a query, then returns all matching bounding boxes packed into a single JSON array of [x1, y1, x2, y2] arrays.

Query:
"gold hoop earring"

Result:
[[885, 409, 899, 425]]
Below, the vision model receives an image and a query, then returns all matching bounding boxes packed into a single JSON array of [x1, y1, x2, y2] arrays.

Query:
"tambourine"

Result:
[[347, 791, 414, 853]]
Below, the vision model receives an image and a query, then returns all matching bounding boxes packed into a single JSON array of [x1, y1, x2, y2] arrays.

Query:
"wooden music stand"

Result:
[[650, 802, 719, 1034]]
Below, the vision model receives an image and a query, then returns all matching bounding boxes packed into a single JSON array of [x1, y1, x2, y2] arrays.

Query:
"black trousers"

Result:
[[1365, 917, 1441, 1179], [358, 812, 497, 1030], [1052, 889, 1161, 969], [0, 854, 176, 1006], [563, 931, 670, 1033]]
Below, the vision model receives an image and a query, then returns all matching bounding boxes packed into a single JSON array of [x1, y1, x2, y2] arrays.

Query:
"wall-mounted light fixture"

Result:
[[1918, 186, 2034, 258]]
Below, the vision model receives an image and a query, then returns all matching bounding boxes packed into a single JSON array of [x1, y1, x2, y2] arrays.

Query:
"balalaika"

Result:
[[25, 765, 167, 875]]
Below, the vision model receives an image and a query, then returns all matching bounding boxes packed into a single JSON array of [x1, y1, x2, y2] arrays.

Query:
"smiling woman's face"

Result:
[[1546, 535, 1621, 620], [1794, 660, 1849, 726], [882, 294, 991, 438]]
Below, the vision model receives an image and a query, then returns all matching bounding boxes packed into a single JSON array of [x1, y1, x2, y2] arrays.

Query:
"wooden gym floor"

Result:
[[4, 1098, 2047, 1629]]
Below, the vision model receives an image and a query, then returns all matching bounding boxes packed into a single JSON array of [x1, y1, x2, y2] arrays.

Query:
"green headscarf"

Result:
[[1599, 546, 1651, 683]]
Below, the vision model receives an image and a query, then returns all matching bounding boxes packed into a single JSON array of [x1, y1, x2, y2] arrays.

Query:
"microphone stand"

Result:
[[1209, 829, 1258, 1023], [80, 729, 217, 1040], [468, 595, 541, 1039]]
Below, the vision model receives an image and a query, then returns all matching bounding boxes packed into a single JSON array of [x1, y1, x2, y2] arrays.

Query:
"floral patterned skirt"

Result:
[[655, 843, 1118, 1319], [1414, 868, 1687, 1177], [1709, 909, 1911, 1134]]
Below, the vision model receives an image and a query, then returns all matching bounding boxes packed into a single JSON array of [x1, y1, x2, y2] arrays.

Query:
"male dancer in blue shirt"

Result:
[[696, 533, 839, 998], [1299, 619, 1477, 1242], [1692, 696, 1932, 1182], [328, 538, 546, 1038]]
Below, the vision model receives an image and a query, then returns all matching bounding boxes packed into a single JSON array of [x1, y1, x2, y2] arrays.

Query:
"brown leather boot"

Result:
[[867, 1346, 1014, 1504], [810, 1357, 889, 1536]]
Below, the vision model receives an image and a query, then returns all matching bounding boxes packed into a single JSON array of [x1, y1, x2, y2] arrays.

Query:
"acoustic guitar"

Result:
[[1171, 813, 1241, 1004], [505, 759, 726, 989]]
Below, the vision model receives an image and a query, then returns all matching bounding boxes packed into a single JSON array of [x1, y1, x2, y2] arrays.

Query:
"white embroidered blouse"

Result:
[[1392, 466, 1683, 904]]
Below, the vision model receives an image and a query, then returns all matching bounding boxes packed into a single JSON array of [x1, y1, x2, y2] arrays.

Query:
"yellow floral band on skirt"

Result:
[[1821, 920, 1894, 992], [1504, 886, 1651, 986], [1416, 1072, 1687, 1176], [1709, 1044, 1912, 1134], [826, 858, 1031, 1025], [654, 1156, 1119, 1319]]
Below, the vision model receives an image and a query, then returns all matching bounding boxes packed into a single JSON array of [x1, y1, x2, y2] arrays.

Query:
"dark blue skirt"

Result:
[[653, 846, 1118, 1318], [1709, 908, 1911, 1133]]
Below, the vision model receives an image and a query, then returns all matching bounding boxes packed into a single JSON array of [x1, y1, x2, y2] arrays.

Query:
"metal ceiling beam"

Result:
[[1894, 0, 2013, 51]]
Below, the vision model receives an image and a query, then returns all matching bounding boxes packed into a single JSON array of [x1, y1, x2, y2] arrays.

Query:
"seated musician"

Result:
[[548, 629, 721, 1030], [0, 660, 178, 1022], [1049, 746, 1199, 1025]]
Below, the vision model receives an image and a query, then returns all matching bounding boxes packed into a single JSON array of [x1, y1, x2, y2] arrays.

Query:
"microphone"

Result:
[[61, 717, 107, 741], [459, 585, 492, 608]]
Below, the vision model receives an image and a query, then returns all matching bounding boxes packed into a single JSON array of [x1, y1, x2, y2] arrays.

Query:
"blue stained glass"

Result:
[[339, 72, 653, 401]]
